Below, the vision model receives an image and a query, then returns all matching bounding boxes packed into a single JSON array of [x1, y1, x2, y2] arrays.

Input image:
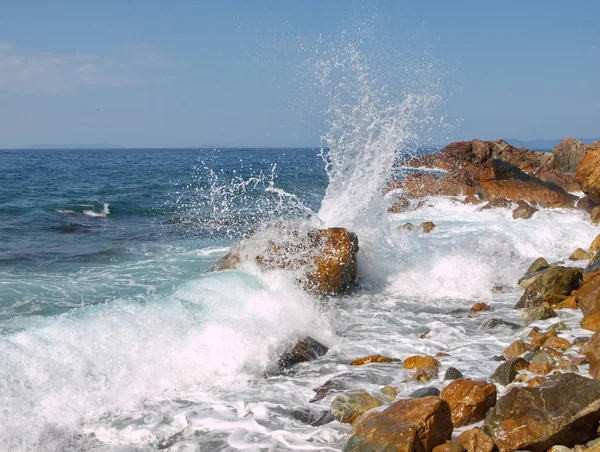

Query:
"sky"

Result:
[[0, 0, 598, 148]]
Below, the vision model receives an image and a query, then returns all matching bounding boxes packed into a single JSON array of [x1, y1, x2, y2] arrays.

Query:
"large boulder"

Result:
[[553, 137, 587, 174], [440, 379, 497, 427], [516, 266, 583, 309], [484, 373, 600, 451], [215, 226, 359, 295], [343, 396, 453, 452], [582, 331, 600, 379], [474, 179, 575, 208], [576, 146, 600, 204]]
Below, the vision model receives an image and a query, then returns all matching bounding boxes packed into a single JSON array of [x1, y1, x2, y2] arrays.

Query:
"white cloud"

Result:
[[0, 41, 176, 94]]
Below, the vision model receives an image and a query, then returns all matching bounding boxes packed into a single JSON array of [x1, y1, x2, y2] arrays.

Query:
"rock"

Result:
[[522, 305, 558, 323], [399, 222, 415, 231], [478, 198, 511, 210], [444, 367, 464, 380], [504, 340, 532, 358], [481, 318, 521, 330], [343, 397, 453, 452], [404, 355, 441, 383], [215, 226, 359, 295], [457, 427, 495, 452], [574, 274, 600, 314], [330, 390, 383, 424], [474, 179, 575, 208], [543, 336, 571, 351], [420, 222, 436, 233], [440, 379, 497, 427], [432, 441, 465, 452], [529, 350, 557, 367], [491, 357, 529, 386], [349, 355, 401, 366], [553, 137, 587, 174], [526, 257, 551, 276], [576, 195, 597, 212], [570, 248, 593, 261], [389, 197, 411, 213], [582, 331, 600, 379], [547, 321, 572, 333], [484, 373, 600, 451], [409, 387, 441, 398], [576, 147, 600, 204], [381, 386, 398, 399], [581, 308, 600, 331], [556, 296, 579, 310], [513, 200, 538, 219], [277, 337, 328, 370], [470, 302, 490, 312], [591, 206, 600, 224], [291, 408, 334, 426], [590, 234, 600, 254], [516, 266, 583, 309], [586, 253, 600, 275]]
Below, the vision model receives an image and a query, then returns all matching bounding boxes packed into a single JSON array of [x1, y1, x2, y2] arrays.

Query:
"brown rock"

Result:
[[343, 396, 453, 452], [581, 307, 600, 331], [432, 441, 465, 452], [398, 222, 415, 231], [527, 376, 546, 387], [555, 296, 579, 310], [573, 273, 600, 314], [440, 379, 497, 427], [491, 357, 530, 386], [330, 390, 383, 424], [592, 206, 600, 224], [474, 179, 576, 208], [484, 373, 600, 451], [349, 355, 401, 366], [576, 147, 600, 204], [404, 355, 441, 370], [531, 331, 557, 347], [553, 137, 587, 174], [570, 248, 593, 261], [277, 337, 328, 370], [513, 200, 538, 219], [389, 197, 411, 213], [470, 302, 491, 312], [420, 222, 437, 233], [503, 340, 530, 359], [463, 194, 482, 205], [457, 427, 495, 452], [583, 331, 600, 378], [516, 266, 583, 309], [577, 195, 597, 212], [590, 234, 600, 254], [543, 336, 572, 351], [528, 362, 554, 375], [478, 198, 511, 210]]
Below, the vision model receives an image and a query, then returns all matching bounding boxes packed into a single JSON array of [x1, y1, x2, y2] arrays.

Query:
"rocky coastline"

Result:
[[215, 137, 600, 451]]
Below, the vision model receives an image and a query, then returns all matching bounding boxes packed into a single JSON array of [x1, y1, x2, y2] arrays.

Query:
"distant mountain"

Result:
[[19, 143, 121, 149], [506, 138, 600, 151]]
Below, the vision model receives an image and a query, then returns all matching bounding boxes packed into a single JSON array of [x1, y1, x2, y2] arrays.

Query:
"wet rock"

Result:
[[491, 357, 529, 386], [504, 340, 532, 358], [585, 252, 600, 275], [389, 197, 411, 213], [404, 355, 441, 383], [277, 337, 328, 370], [582, 331, 600, 379], [330, 389, 383, 424], [543, 336, 571, 351], [470, 302, 490, 312], [589, 234, 600, 254], [444, 367, 464, 380], [553, 137, 587, 174], [570, 248, 593, 261], [513, 200, 538, 219], [381, 385, 398, 399], [516, 266, 583, 309], [398, 222, 415, 231], [440, 378, 497, 427], [573, 274, 600, 314], [522, 305, 558, 323], [576, 195, 596, 212], [484, 373, 600, 451], [475, 179, 575, 208], [291, 408, 334, 426], [432, 441, 465, 452], [556, 296, 579, 310], [581, 308, 600, 331], [529, 350, 557, 367], [342, 397, 453, 452], [478, 198, 511, 210], [481, 318, 521, 330], [215, 226, 359, 295], [576, 146, 600, 204], [591, 206, 600, 224], [458, 427, 495, 452], [409, 387, 441, 398], [349, 355, 401, 366], [526, 257, 551, 275], [420, 221, 436, 233]]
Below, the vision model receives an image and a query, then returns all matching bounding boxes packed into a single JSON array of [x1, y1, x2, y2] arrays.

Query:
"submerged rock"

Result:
[[440, 378, 497, 427], [215, 226, 359, 295], [481, 318, 521, 330], [484, 373, 600, 451], [516, 266, 583, 309], [343, 397, 453, 452], [420, 221, 437, 233], [277, 336, 328, 370], [330, 390, 383, 424], [522, 305, 558, 323], [512, 200, 538, 219], [349, 355, 401, 366]]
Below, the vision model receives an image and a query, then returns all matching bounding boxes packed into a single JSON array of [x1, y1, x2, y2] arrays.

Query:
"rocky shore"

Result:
[[215, 137, 600, 451]]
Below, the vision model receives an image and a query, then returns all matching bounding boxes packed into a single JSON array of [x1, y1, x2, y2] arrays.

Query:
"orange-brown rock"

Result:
[[349, 355, 401, 366], [432, 440, 465, 452], [555, 296, 579, 310], [420, 221, 436, 233], [527, 376, 546, 387], [592, 206, 600, 224], [399, 173, 475, 199], [440, 379, 497, 427], [404, 355, 441, 370], [457, 427, 495, 452], [474, 179, 575, 208], [398, 222, 414, 231], [570, 248, 594, 261], [484, 373, 600, 451], [531, 331, 557, 347], [590, 234, 600, 254], [527, 326, 542, 338], [583, 331, 600, 379], [504, 340, 533, 359], [573, 273, 600, 315], [576, 147, 600, 204], [581, 307, 600, 331], [528, 362, 554, 375], [470, 302, 491, 312], [543, 336, 572, 351], [344, 396, 453, 452]]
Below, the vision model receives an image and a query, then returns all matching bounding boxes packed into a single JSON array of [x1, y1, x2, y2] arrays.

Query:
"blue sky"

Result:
[[0, 0, 598, 148]]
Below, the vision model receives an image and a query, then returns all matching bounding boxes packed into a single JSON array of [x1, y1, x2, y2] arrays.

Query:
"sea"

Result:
[[1, 44, 598, 452]]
